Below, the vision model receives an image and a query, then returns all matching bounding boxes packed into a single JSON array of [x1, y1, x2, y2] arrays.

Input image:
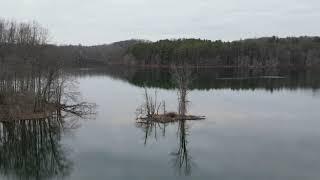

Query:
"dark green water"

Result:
[[1, 67, 320, 180]]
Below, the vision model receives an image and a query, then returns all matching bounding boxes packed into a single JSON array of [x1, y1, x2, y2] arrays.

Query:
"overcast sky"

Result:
[[1, 0, 320, 45]]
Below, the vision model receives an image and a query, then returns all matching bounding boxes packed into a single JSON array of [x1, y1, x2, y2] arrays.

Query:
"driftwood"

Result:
[[0, 103, 58, 121], [0, 102, 95, 122], [137, 112, 205, 124], [0, 112, 53, 121]]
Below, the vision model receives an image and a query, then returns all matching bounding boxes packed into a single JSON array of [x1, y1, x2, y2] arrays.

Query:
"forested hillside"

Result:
[[127, 37, 320, 67]]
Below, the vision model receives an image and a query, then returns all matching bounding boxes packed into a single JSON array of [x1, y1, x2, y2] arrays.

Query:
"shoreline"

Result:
[[85, 62, 320, 70]]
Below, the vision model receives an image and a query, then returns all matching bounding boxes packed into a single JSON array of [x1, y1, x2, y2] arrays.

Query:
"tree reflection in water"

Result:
[[171, 120, 192, 176], [0, 112, 71, 179], [136, 115, 193, 176], [135, 118, 169, 146]]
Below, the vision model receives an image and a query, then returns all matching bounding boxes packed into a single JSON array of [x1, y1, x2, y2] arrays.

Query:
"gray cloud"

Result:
[[1, 0, 320, 45]]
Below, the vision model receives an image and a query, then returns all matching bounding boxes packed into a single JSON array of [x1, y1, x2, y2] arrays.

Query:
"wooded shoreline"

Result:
[[104, 62, 320, 69]]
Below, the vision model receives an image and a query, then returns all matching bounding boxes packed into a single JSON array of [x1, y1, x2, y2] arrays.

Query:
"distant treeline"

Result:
[[0, 18, 140, 68], [1, 18, 320, 68], [0, 18, 60, 68], [127, 37, 320, 67]]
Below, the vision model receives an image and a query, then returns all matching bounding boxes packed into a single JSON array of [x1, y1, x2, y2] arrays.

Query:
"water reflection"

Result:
[[0, 114, 72, 179], [69, 66, 320, 91], [171, 120, 192, 176], [135, 118, 168, 145]]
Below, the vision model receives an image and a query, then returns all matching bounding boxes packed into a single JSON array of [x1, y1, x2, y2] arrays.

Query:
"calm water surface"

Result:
[[1, 68, 320, 180]]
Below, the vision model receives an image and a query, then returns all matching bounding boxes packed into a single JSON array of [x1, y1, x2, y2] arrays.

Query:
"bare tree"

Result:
[[0, 19, 48, 45], [172, 64, 193, 116]]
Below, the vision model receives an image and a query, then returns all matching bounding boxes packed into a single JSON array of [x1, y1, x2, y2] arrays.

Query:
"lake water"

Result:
[[1, 67, 320, 180]]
